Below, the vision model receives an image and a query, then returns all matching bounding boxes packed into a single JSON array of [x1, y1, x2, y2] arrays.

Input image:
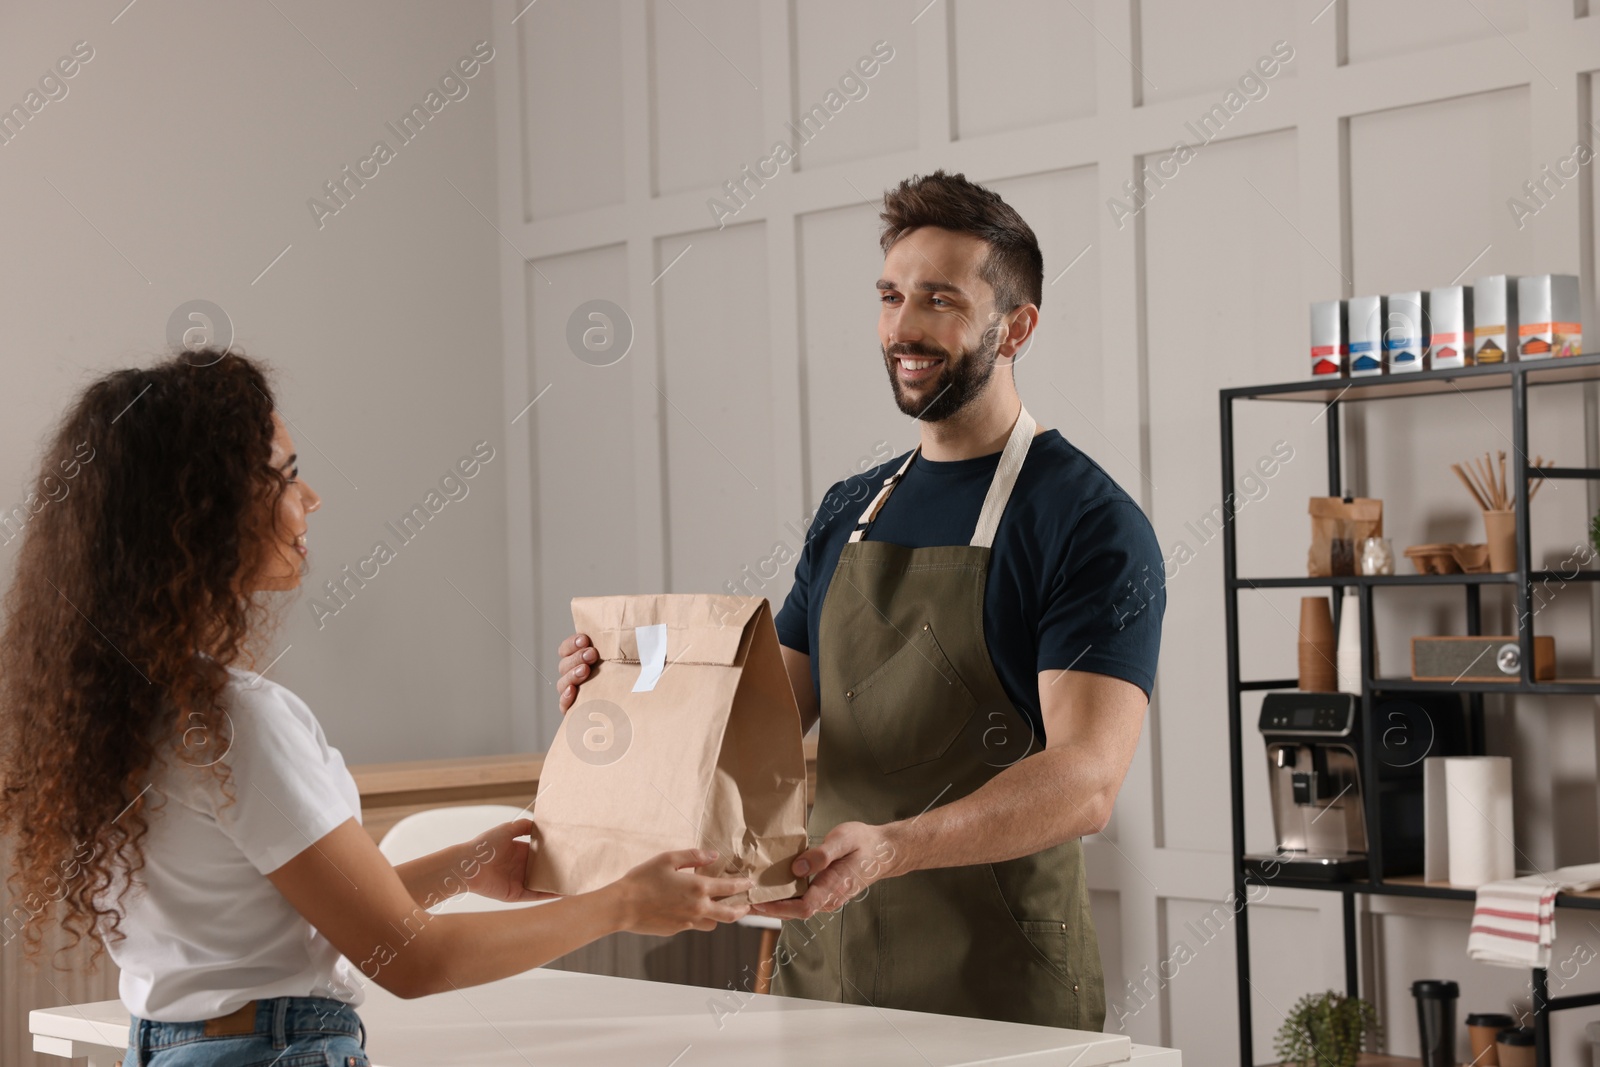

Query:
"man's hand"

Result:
[[557, 632, 600, 713], [749, 821, 904, 919]]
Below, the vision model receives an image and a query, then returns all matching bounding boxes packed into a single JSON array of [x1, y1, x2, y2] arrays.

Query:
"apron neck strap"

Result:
[[970, 405, 1035, 549], [847, 447, 919, 544], [846, 405, 1036, 547]]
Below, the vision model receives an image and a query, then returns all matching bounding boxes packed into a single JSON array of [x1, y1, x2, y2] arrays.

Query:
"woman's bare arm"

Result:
[[267, 818, 751, 998]]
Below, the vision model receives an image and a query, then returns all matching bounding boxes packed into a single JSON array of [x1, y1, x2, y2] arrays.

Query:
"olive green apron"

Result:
[[770, 407, 1105, 1031]]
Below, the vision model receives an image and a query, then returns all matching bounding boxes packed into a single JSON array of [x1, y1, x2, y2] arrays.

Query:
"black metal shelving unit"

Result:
[[1222, 352, 1600, 1067]]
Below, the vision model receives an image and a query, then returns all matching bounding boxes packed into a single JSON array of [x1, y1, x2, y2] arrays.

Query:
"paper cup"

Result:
[[1483, 509, 1516, 573], [1298, 597, 1336, 691]]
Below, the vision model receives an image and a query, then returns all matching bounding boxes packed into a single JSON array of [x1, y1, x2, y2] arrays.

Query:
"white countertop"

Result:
[[32, 968, 1180, 1066]]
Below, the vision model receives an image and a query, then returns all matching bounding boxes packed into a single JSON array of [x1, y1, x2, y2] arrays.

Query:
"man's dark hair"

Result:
[[878, 169, 1044, 317]]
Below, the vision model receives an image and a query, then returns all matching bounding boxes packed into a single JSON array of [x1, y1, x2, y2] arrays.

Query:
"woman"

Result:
[[0, 351, 751, 1066]]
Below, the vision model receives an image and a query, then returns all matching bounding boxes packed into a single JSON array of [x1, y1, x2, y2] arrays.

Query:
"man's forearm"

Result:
[[881, 747, 1114, 875]]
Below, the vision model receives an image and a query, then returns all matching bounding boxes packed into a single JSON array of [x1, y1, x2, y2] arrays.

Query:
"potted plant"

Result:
[[1273, 990, 1382, 1067]]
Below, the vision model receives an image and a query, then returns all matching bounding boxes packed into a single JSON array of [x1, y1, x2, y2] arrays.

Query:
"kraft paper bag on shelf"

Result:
[[1307, 497, 1383, 577], [525, 594, 809, 905]]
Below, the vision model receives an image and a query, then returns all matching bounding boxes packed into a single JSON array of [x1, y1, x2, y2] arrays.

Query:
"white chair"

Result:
[[378, 804, 553, 912]]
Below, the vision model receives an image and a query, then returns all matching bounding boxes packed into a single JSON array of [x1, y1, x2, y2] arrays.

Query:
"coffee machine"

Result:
[[1243, 690, 1466, 882]]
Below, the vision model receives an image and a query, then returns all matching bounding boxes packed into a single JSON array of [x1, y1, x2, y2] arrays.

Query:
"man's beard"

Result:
[[883, 327, 1000, 422]]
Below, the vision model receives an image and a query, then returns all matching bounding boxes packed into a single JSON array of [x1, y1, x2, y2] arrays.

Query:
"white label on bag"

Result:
[[632, 623, 668, 692]]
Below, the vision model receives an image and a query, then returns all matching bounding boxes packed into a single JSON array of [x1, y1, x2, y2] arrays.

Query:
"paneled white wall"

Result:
[[499, 1, 1600, 1061], [1, 3, 510, 1061]]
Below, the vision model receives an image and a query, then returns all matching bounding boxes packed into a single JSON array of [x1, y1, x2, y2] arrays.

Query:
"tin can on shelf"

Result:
[[1385, 290, 1429, 373], [1347, 295, 1385, 377], [1473, 274, 1518, 364], [1516, 273, 1581, 359], [1309, 299, 1347, 377], [1428, 285, 1473, 369]]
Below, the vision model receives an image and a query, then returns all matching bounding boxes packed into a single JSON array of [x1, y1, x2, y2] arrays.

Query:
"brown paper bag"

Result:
[[524, 593, 809, 904], [1307, 497, 1383, 576]]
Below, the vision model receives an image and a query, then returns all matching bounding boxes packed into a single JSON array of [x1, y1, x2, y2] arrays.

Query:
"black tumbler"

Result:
[[1412, 979, 1459, 1067]]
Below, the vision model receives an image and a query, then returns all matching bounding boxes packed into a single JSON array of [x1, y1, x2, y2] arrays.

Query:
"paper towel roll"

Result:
[[1336, 588, 1361, 694], [1445, 756, 1515, 887]]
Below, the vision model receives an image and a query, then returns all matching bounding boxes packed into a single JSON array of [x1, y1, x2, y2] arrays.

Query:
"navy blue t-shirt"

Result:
[[774, 429, 1164, 743]]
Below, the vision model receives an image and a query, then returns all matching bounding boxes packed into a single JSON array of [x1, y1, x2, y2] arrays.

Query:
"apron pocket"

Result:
[[1027, 917, 1109, 1030], [844, 621, 978, 774], [1015, 919, 1076, 983]]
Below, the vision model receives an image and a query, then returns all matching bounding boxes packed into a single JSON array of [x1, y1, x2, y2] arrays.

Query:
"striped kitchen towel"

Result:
[[1467, 864, 1600, 969]]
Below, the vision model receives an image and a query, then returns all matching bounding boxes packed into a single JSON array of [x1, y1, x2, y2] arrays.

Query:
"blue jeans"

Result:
[[124, 996, 368, 1066]]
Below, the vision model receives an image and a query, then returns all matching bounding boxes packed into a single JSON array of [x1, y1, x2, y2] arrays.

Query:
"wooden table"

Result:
[[31, 968, 1182, 1066], [348, 750, 545, 843]]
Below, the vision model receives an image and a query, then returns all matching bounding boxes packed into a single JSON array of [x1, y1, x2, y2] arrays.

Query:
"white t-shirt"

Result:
[[100, 666, 368, 1021]]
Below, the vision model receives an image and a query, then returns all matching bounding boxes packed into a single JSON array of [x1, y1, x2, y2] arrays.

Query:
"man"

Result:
[[557, 169, 1163, 1032]]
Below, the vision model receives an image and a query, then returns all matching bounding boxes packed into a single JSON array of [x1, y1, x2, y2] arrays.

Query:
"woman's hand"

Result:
[[606, 849, 753, 935], [557, 632, 600, 713], [459, 818, 558, 903]]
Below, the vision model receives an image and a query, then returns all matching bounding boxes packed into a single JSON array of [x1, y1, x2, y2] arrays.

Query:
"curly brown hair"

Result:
[[878, 168, 1044, 316], [0, 349, 293, 963]]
